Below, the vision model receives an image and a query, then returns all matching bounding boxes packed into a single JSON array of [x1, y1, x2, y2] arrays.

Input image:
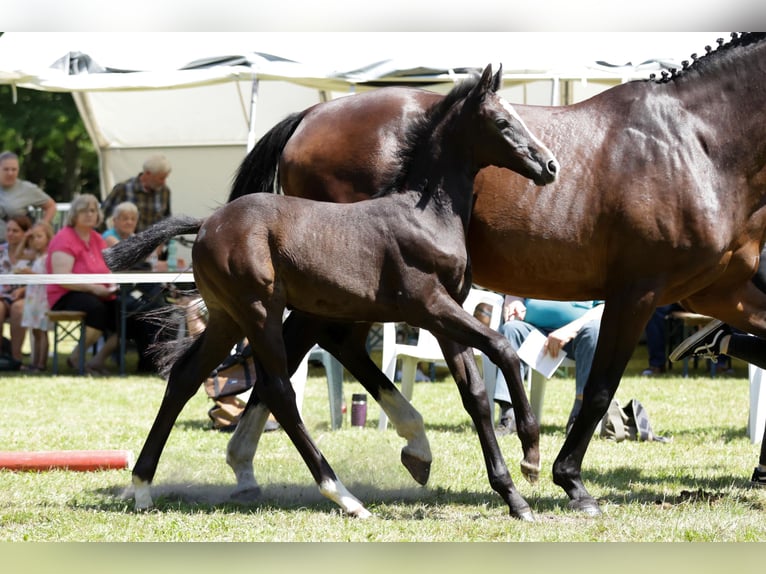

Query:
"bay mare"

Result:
[[227, 33, 766, 515], [106, 65, 559, 519]]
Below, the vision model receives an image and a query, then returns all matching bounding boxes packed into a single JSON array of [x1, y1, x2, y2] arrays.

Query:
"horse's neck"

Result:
[[675, 39, 766, 154], [404, 160, 477, 226]]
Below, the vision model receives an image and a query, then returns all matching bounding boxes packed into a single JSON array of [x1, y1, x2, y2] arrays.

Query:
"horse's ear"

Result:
[[472, 64, 494, 100], [492, 63, 503, 93]]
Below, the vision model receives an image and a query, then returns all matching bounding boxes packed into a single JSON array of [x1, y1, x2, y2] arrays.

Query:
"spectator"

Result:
[[642, 303, 683, 376], [489, 296, 604, 435], [0, 214, 34, 367], [46, 194, 120, 375], [101, 154, 172, 233], [16, 221, 54, 371], [0, 151, 57, 243], [102, 201, 140, 247], [100, 199, 171, 373]]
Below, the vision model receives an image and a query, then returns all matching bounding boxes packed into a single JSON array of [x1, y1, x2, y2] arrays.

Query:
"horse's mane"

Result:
[[649, 32, 766, 84], [376, 75, 481, 197]]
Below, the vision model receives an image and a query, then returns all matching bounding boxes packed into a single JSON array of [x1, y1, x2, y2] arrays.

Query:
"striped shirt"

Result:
[[101, 174, 171, 233]]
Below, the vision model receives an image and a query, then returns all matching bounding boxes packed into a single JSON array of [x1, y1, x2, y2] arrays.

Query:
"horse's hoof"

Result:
[[520, 459, 541, 484], [401, 451, 431, 485], [349, 507, 373, 519], [230, 486, 262, 502], [567, 497, 602, 517], [511, 508, 535, 522]]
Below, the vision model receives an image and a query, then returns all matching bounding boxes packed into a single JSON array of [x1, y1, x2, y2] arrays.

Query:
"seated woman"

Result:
[[102, 200, 139, 248], [46, 194, 120, 375], [0, 214, 34, 367]]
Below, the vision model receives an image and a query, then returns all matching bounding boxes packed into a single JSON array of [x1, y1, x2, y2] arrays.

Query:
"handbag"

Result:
[[599, 398, 671, 443], [204, 343, 256, 431]]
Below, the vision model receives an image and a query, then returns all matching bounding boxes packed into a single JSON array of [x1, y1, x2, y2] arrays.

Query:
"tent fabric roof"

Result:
[[0, 32, 728, 94]]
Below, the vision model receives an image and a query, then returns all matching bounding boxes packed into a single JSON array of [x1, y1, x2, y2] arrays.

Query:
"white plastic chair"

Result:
[[748, 364, 766, 444], [289, 344, 345, 430], [379, 288, 505, 430]]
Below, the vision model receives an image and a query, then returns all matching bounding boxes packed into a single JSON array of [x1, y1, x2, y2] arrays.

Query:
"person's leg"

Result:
[[492, 320, 535, 431], [564, 319, 600, 429], [9, 298, 26, 362], [643, 303, 683, 375], [32, 328, 48, 370]]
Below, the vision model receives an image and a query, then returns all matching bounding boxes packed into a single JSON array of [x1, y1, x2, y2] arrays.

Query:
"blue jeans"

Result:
[[493, 318, 600, 405], [645, 303, 683, 369]]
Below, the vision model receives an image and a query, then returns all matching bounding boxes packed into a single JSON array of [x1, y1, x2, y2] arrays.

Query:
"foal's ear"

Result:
[[476, 63, 501, 98], [491, 63, 503, 93]]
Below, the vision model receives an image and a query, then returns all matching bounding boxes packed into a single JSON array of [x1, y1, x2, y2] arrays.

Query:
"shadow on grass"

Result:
[[81, 462, 764, 519]]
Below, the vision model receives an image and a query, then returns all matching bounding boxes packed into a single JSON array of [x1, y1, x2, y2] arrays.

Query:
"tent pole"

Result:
[[246, 78, 260, 153]]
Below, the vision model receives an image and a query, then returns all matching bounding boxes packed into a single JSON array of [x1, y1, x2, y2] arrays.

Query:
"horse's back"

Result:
[[280, 87, 441, 202]]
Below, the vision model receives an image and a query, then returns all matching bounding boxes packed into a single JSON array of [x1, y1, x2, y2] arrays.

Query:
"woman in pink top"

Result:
[[47, 194, 119, 375]]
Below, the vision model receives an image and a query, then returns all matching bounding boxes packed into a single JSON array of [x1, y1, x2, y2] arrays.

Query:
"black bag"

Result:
[[0, 337, 20, 371], [599, 398, 671, 443]]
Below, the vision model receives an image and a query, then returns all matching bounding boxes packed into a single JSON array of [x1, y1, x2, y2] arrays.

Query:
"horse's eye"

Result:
[[496, 118, 510, 130]]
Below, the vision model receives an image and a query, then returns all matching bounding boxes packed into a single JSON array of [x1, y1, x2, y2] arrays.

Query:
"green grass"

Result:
[[0, 344, 764, 543]]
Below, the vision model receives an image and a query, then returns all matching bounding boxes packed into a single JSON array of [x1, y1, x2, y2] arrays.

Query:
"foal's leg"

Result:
[[418, 293, 541, 483], [229, 314, 432, 487], [225, 311, 321, 494], [437, 337, 534, 521], [318, 322, 432, 485], [131, 313, 241, 510], [245, 313, 372, 518], [226, 397, 270, 499]]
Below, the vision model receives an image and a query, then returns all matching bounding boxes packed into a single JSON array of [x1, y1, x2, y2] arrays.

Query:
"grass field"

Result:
[[0, 342, 764, 549]]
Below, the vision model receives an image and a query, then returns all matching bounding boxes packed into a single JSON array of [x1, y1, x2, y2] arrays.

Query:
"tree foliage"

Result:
[[0, 85, 99, 202]]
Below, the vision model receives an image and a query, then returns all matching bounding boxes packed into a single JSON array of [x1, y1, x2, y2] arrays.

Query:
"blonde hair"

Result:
[[143, 154, 171, 175], [17, 221, 54, 258], [65, 193, 104, 227]]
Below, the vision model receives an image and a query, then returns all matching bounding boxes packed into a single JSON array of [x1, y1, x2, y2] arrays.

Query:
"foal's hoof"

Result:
[[401, 451, 431, 485], [520, 459, 541, 484], [230, 486, 262, 502], [511, 508, 535, 522], [567, 497, 602, 517]]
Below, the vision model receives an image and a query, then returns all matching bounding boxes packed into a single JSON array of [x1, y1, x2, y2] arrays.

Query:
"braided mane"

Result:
[[649, 32, 766, 83]]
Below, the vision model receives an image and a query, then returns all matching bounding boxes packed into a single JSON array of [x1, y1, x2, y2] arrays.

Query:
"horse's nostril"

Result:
[[548, 160, 558, 175]]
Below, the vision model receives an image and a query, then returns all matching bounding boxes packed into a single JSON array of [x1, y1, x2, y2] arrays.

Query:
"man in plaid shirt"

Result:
[[101, 154, 172, 233]]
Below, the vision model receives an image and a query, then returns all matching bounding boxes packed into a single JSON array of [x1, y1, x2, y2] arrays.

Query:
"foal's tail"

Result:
[[227, 109, 308, 202], [103, 215, 203, 271]]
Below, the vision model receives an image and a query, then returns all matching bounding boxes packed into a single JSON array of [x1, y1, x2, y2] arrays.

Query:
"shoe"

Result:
[[751, 467, 766, 488], [669, 319, 729, 362], [641, 365, 666, 376], [495, 409, 516, 436]]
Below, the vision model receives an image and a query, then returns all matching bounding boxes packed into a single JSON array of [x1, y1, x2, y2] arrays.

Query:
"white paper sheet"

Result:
[[516, 328, 568, 379]]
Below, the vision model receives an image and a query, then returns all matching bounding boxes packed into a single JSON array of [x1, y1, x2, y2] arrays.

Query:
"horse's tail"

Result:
[[103, 215, 203, 271], [227, 109, 308, 202]]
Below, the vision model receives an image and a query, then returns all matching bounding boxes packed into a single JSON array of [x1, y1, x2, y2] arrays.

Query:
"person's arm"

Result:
[[502, 295, 526, 322], [40, 198, 57, 224], [49, 250, 116, 298], [544, 303, 605, 356]]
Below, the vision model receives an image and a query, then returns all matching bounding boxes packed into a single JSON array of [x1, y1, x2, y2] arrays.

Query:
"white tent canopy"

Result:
[[0, 32, 727, 227]]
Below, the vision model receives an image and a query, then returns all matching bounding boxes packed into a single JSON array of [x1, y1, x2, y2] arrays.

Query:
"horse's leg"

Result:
[[551, 295, 654, 515], [317, 321, 432, 485], [245, 311, 372, 518], [225, 310, 321, 494], [226, 397, 270, 499], [415, 292, 540, 484], [436, 337, 534, 521], [131, 312, 242, 510]]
